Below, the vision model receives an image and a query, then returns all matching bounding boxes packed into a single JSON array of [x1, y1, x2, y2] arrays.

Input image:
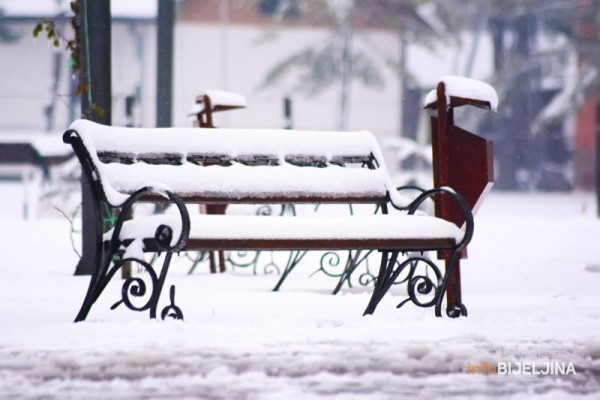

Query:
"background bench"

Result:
[[64, 120, 474, 322], [0, 136, 73, 219]]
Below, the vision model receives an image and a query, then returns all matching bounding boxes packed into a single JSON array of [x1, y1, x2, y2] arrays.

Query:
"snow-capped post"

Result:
[[75, 0, 112, 276], [424, 76, 496, 317]]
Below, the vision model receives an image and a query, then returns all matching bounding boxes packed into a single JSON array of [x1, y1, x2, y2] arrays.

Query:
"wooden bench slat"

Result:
[[132, 192, 389, 204], [142, 237, 457, 252]]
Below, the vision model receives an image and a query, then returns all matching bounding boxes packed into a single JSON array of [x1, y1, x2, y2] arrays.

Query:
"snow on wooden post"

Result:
[[424, 76, 497, 312]]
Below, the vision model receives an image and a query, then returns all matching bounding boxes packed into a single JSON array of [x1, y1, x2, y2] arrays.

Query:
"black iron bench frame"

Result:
[[64, 123, 474, 323]]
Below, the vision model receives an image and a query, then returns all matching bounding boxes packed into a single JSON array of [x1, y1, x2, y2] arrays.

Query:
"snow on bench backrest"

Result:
[[68, 119, 410, 208]]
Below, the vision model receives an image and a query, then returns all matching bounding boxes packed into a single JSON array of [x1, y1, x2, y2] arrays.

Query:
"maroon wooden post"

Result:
[[427, 80, 495, 314], [431, 82, 462, 309], [195, 94, 224, 273]]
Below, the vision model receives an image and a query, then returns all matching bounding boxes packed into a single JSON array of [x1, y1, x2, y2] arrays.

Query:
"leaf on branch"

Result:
[[92, 104, 106, 118], [33, 24, 42, 38]]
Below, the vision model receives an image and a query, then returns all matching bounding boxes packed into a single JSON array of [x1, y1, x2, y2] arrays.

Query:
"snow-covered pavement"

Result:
[[0, 184, 599, 399]]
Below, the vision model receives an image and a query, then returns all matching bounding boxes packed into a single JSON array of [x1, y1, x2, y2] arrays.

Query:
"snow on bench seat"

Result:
[[107, 213, 463, 253]]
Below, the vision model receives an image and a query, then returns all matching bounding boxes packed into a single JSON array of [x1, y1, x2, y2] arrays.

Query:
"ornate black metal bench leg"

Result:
[[272, 250, 308, 291], [435, 251, 468, 318], [106, 248, 183, 320], [364, 251, 450, 316], [363, 251, 400, 315]]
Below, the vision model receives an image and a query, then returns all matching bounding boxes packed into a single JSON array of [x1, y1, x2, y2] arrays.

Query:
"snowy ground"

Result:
[[1, 182, 599, 399]]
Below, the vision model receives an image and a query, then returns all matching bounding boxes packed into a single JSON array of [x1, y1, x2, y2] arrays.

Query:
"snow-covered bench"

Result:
[[64, 119, 474, 322]]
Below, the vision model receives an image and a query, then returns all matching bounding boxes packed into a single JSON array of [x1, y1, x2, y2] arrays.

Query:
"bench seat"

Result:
[[108, 213, 463, 252]]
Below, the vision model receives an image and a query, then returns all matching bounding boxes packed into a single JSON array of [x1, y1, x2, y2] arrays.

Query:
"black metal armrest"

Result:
[[107, 186, 190, 257], [396, 184, 428, 194], [406, 187, 474, 251], [389, 185, 430, 212]]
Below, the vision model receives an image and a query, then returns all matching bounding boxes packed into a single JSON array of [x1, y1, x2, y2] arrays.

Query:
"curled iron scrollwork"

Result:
[[227, 250, 261, 273], [357, 269, 377, 287], [262, 259, 281, 275], [255, 204, 293, 217], [262, 250, 283, 276], [317, 251, 344, 278], [186, 251, 211, 275], [110, 257, 159, 313], [256, 205, 274, 216], [396, 255, 443, 310], [321, 249, 378, 293]]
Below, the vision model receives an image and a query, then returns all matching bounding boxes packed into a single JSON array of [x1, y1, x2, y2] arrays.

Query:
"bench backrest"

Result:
[[65, 119, 409, 208]]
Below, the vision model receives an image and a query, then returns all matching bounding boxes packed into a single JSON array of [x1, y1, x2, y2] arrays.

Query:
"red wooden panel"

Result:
[[431, 118, 494, 228]]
